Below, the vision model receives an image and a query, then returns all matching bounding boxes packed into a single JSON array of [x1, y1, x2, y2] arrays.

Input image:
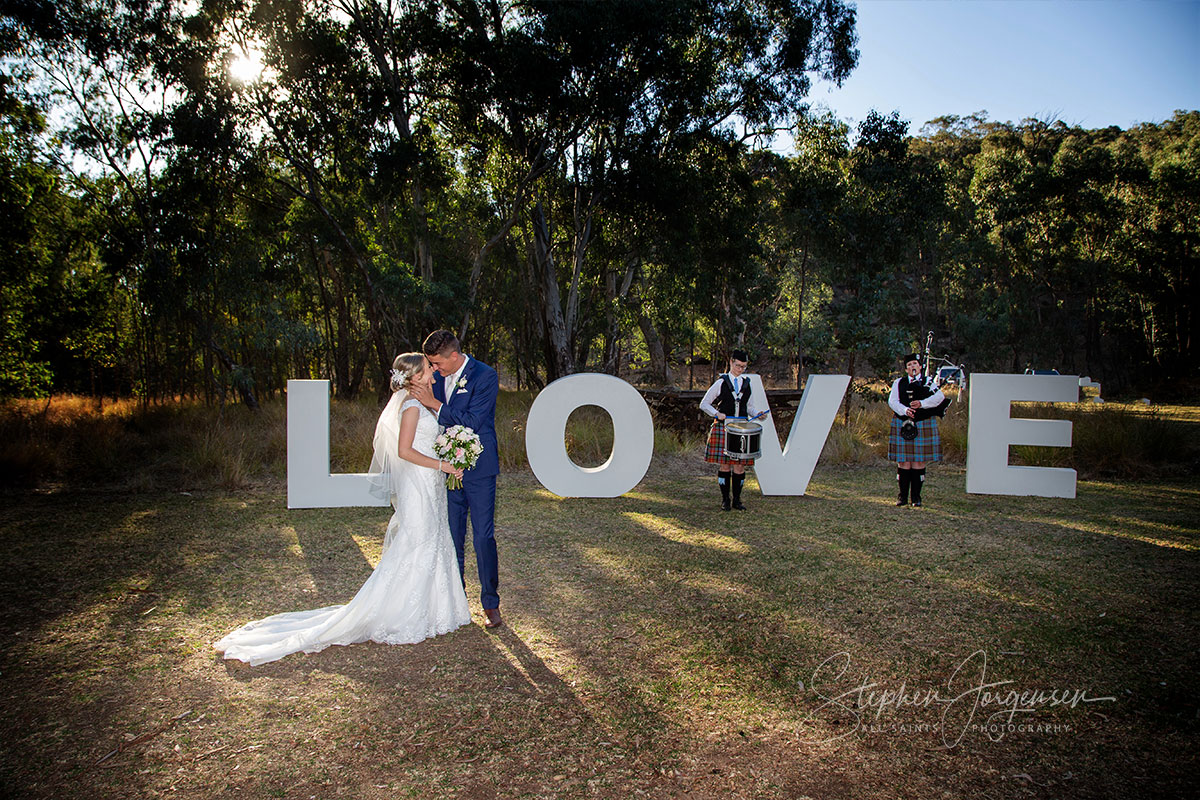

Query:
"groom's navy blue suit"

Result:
[[433, 356, 500, 610]]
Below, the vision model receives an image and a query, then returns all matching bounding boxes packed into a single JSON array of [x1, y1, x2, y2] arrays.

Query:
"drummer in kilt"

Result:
[[700, 350, 763, 511], [888, 352, 946, 507]]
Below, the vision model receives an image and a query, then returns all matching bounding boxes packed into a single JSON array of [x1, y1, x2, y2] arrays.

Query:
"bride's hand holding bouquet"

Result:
[[434, 425, 483, 490]]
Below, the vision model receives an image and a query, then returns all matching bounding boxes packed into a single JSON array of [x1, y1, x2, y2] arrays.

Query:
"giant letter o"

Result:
[[525, 374, 654, 497]]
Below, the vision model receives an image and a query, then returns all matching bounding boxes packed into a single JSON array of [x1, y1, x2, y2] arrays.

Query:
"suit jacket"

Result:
[[432, 356, 500, 480]]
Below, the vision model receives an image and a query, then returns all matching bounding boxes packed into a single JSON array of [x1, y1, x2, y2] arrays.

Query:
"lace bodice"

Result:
[[402, 398, 441, 459]]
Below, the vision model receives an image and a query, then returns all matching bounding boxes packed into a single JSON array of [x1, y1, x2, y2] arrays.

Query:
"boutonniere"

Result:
[[455, 378, 469, 393]]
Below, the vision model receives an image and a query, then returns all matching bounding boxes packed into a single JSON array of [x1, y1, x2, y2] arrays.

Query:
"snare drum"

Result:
[[724, 420, 763, 460]]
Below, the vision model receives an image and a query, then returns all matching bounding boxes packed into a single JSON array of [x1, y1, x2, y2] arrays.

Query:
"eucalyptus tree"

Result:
[[177, 0, 440, 395], [1046, 127, 1124, 378], [7, 0, 860, 394], [4, 0, 281, 405], [967, 119, 1126, 375], [1108, 111, 1199, 385], [603, 131, 767, 385], [823, 110, 924, 409], [4, 3, 145, 397], [430, 0, 858, 381], [0, 73, 61, 396], [164, 0, 857, 385], [768, 109, 848, 387], [909, 114, 1003, 370]]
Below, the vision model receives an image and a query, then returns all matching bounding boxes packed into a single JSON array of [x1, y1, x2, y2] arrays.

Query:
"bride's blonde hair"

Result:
[[390, 352, 427, 393]]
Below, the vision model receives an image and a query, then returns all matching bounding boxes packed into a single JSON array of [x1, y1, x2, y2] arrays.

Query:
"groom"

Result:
[[412, 330, 503, 629]]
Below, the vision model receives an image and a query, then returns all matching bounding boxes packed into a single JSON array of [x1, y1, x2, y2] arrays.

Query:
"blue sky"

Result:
[[805, 0, 1200, 134]]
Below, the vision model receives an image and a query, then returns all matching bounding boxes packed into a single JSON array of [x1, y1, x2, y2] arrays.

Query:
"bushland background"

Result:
[[3, 1, 1196, 408]]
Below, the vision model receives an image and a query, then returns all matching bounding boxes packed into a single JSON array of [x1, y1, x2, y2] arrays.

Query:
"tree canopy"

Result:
[[2, 0, 1195, 403]]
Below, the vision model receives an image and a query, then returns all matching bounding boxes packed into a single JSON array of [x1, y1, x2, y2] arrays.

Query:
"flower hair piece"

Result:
[[389, 352, 426, 393]]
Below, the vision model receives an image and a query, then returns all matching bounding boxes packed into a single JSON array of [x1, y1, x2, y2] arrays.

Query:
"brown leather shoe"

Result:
[[483, 608, 503, 629]]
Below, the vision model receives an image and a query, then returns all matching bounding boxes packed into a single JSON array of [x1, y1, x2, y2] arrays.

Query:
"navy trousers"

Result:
[[448, 475, 499, 610]]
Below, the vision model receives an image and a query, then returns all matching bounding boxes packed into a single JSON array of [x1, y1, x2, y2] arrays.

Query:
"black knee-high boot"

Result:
[[896, 467, 910, 506], [732, 471, 747, 510], [718, 470, 732, 511], [911, 468, 926, 507]]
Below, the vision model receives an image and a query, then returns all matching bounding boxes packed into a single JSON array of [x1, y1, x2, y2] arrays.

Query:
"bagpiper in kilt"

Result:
[[888, 415, 941, 463], [699, 349, 759, 511], [888, 352, 946, 507]]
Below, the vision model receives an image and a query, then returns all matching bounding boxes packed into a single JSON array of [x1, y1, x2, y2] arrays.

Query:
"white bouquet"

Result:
[[433, 425, 483, 490]]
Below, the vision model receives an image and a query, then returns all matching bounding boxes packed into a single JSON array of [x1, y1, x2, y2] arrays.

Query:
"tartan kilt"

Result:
[[888, 416, 942, 462], [704, 420, 756, 467]]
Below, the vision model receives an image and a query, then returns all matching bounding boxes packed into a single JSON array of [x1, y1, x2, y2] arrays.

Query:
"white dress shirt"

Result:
[[443, 355, 471, 401], [888, 376, 945, 417], [700, 374, 758, 419]]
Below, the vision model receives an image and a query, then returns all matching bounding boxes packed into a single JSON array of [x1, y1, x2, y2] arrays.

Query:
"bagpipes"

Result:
[[921, 331, 953, 419], [900, 334, 953, 441]]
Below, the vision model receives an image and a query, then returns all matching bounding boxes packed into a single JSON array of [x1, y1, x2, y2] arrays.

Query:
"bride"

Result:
[[215, 353, 472, 666]]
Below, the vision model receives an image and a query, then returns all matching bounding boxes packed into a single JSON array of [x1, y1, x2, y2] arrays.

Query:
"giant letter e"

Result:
[[965, 373, 1078, 498]]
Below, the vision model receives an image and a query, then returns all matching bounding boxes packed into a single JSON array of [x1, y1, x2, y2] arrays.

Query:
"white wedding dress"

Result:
[[215, 395, 471, 666]]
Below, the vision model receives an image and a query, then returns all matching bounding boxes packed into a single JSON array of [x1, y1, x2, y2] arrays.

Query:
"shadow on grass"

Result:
[[0, 489, 691, 798], [500, 466, 1199, 784], [2, 463, 1199, 799]]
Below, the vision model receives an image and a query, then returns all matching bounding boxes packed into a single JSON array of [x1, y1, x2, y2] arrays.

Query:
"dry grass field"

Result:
[[1, 394, 1197, 798]]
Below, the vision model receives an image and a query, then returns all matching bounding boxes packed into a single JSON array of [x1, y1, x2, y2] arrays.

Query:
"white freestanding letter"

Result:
[[748, 374, 851, 495], [526, 373, 654, 497], [287, 380, 388, 508], [965, 373, 1078, 498]]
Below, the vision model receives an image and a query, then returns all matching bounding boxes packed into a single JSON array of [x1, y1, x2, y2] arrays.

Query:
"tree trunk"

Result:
[[629, 277, 672, 386], [201, 325, 259, 410], [603, 259, 637, 375], [412, 178, 434, 282], [314, 246, 357, 399], [351, 2, 435, 286], [842, 351, 855, 426], [566, 177, 598, 354], [460, 215, 519, 342], [796, 247, 808, 389], [531, 199, 574, 381], [688, 321, 695, 390]]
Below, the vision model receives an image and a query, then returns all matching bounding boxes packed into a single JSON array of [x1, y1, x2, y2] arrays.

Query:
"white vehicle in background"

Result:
[[936, 365, 966, 389], [920, 331, 968, 403]]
